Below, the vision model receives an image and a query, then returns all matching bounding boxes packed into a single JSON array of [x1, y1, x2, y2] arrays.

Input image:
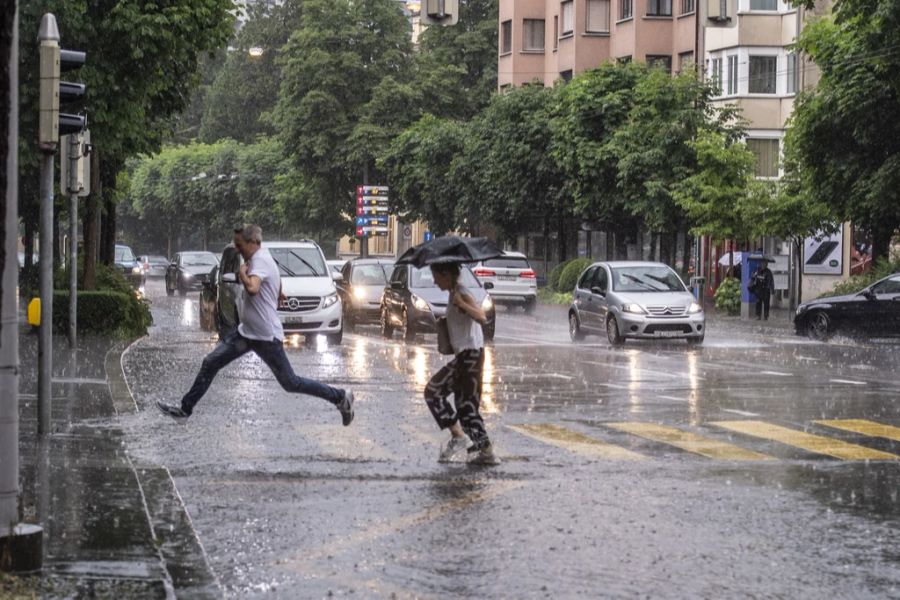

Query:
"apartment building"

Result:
[[498, 0, 699, 88]]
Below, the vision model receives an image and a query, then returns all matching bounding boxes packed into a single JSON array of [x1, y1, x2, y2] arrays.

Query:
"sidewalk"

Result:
[[12, 325, 220, 598]]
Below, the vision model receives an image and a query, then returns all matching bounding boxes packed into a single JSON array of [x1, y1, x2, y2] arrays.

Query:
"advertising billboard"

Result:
[[803, 229, 843, 275]]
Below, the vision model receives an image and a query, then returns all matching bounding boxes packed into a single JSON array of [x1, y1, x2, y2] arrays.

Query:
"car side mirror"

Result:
[[391, 281, 403, 290], [332, 272, 343, 282], [591, 286, 606, 296], [862, 289, 876, 300], [222, 273, 237, 283]]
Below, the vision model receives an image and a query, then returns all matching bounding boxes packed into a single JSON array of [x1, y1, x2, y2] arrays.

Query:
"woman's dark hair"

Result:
[[430, 262, 461, 282]]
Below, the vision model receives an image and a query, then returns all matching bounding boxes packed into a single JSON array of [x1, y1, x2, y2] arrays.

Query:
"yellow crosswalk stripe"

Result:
[[814, 419, 900, 443], [508, 424, 644, 460], [605, 422, 773, 461], [712, 420, 900, 460]]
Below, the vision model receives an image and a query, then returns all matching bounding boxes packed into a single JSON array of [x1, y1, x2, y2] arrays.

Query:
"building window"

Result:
[[523, 19, 545, 51], [586, 0, 610, 32], [678, 51, 694, 73], [748, 55, 777, 93], [786, 52, 799, 94], [750, 0, 777, 9], [647, 55, 672, 73], [501, 20, 512, 54], [682, 0, 695, 13], [561, 1, 574, 34], [746, 138, 779, 177], [708, 0, 728, 20], [560, 69, 574, 82], [727, 54, 738, 95], [710, 57, 723, 95], [554, 16, 559, 48], [647, 0, 672, 16], [621, 0, 633, 19]]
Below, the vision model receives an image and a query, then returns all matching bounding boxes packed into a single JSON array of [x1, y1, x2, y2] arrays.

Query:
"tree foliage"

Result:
[[785, 0, 900, 257]]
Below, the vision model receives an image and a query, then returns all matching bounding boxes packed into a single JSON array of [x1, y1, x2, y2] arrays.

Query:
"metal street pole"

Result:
[[68, 135, 78, 349], [37, 13, 60, 435]]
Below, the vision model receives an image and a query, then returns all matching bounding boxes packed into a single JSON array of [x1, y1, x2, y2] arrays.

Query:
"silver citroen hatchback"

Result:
[[568, 261, 705, 346]]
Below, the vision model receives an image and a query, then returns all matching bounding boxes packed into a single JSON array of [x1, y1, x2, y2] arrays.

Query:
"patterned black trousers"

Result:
[[424, 349, 490, 450]]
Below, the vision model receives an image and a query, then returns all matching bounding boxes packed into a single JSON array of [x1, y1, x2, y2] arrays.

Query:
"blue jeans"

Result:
[[181, 330, 344, 415]]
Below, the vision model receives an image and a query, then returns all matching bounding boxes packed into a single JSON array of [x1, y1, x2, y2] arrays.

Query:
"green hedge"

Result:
[[557, 258, 593, 293], [49, 290, 151, 337], [548, 261, 569, 292], [825, 257, 900, 298], [714, 277, 741, 316]]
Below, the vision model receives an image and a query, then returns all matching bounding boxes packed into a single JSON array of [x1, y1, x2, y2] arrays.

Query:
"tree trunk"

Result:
[[557, 214, 566, 263], [681, 229, 693, 277], [872, 225, 894, 262], [649, 232, 657, 262]]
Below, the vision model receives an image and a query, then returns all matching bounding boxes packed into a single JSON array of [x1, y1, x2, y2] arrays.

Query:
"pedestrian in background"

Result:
[[424, 262, 500, 466], [750, 260, 775, 320], [156, 224, 354, 425]]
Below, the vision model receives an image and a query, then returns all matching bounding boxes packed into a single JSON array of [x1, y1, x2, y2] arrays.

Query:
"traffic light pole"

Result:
[[67, 135, 78, 349], [38, 151, 53, 434]]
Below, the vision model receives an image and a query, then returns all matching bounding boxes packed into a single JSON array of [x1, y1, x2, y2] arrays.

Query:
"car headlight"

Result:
[[481, 295, 493, 311], [182, 271, 194, 279], [412, 294, 430, 311], [621, 303, 646, 314], [322, 293, 339, 308], [795, 304, 808, 315], [353, 287, 367, 301], [131, 266, 142, 274], [687, 301, 703, 314]]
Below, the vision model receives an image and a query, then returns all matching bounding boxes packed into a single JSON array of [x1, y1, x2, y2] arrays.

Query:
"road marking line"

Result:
[[605, 422, 773, 461], [722, 409, 760, 417], [295, 424, 397, 462], [760, 371, 792, 377], [518, 373, 574, 380], [712, 420, 900, 460], [281, 480, 523, 571], [828, 379, 867, 386], [508, 424, 644, 460], [659, 395, 687, 402], [814, 419, 900, 443]]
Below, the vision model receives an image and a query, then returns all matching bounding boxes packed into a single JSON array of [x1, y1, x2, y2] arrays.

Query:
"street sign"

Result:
[[355, 184, 390, 237], [424, 231, 433, 242]]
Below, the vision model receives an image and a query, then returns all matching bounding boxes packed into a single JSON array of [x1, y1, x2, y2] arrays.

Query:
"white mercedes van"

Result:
[[265, 240, 343, 344]]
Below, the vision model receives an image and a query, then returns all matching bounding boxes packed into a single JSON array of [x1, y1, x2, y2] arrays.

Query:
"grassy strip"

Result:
[[537, 287, 573, 305]]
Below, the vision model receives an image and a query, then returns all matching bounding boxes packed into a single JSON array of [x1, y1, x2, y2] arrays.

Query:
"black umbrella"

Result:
[[395, 235, 504, 268]]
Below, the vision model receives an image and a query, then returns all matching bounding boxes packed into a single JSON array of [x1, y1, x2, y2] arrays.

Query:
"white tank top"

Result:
[[446, 284, 483, 353]]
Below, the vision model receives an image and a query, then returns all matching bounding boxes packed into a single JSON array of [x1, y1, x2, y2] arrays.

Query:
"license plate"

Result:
[[498, 275, 515, 281], [654, 330, 681, 337], [283, 316, 304, 324]]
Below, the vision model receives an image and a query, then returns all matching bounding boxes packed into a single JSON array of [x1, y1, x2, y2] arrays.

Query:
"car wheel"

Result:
[[569, 312, 584, 342], [687, 335, 704, 346], [524, 298, 536, 314], [343, 305, 355, 332], [165, 278, 174, 296], [807, 311, 831, 341], [327, 329, 343, 345], [380, 307, 394, 339], [482, 322, 495, 342], [606, 316, 624, 347], [403, 308, 416, 341]]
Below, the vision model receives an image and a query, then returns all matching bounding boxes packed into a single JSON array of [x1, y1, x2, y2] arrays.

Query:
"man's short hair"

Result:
[[234, 224, 262, 243]]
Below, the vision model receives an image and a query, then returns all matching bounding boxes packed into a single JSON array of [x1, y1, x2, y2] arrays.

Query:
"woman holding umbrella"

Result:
[[396, 236, 502, 466]]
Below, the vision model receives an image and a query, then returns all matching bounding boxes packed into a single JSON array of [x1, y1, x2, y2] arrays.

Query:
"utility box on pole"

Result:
[[420, 0, 459, 25], [60, 130, 90, 196]]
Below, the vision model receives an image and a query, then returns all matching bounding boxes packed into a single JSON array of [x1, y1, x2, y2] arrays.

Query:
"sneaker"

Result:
[[438, 435, 471, 463], [338, 390, 355, 426], [156, 400, 189, 420], [469, 444, 501, 466]]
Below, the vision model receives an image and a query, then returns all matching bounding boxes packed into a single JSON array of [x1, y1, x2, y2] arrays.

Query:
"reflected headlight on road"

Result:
[[131, 266, 142, 274], [687, 301, 703, 314], [481, 295, 493, 311], [353, 287, 367, 301], [412, 294, 429, 311], [621, 303, 646, 314], [322, 293, 339, 308]]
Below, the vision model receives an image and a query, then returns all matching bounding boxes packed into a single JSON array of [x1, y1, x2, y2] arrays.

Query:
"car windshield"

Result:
[[351, 264, 391, 285], [483, 257, 530, 269], [115, 246, 136, 262], [411, 267, 479, 289], [183, 253, 218, 266], [269, 247, 326, 277], [149, 255, 168, 263], [612, 266, 686, 292]]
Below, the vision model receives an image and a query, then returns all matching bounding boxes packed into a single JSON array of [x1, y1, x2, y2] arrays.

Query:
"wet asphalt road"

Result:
[[120, 279, 900, 598]]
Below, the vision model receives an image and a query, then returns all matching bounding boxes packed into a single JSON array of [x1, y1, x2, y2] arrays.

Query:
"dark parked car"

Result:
[[138, 254, 169, 278], [165, 251, 219, 296], [199, 246, 243, 337], [115, 243, 146, 290], [337, 258, 393, 330], [794, 272, 900, 340], [380, 264, 495, 342]]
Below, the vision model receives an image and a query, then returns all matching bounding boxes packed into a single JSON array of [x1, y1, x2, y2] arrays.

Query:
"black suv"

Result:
[[380, 264, 495, 342], [115, 243, 146, 291], [199, 246, 243, 338], [165, 251, 219, 296]]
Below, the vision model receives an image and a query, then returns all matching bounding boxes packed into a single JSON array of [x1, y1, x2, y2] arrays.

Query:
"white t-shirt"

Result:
[[446, 284, 483, 353], [237, 247, 285, 342]]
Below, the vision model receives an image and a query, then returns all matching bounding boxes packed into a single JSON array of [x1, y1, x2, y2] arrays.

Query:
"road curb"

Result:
[[106, 336, 224, 598]]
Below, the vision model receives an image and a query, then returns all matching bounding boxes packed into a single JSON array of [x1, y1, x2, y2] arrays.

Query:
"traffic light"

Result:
[[38, 14, 86, 146], [419, 0, 459, 25]]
